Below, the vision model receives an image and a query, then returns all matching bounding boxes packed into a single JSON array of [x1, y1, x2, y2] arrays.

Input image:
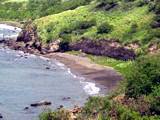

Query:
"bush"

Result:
[[79, 97, 111, 119], [150, 86, 160, 114], [97, 22, 113, 34], [125, 54, 160, 98], [39, 109, 71, 120], [130, 23, 138, 33], [77, 20, 96, 29], [136, 0, 149, 7], [97, 0, 118, 4]]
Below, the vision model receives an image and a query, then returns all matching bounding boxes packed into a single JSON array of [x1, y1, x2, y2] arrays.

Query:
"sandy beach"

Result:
[[44, 52, 123, 91]]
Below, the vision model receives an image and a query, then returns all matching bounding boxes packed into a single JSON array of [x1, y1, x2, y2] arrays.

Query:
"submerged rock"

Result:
[[30, 100, 52, 107], [62, 97, 71, 101], [0, 113, 3, 118], [24, 107, 29, 110], [45, 67, 50, 70]]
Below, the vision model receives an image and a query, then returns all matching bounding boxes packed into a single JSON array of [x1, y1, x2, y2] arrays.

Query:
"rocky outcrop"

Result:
[[69, 38, 136, 61]]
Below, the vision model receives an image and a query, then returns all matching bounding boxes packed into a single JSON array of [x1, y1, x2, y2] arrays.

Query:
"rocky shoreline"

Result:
[[0, 22, 132, 93], [0, 22, 136, 60]]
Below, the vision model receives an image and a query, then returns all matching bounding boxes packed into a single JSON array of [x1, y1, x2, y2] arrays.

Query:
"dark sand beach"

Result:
[[44, 53, 123, 91]]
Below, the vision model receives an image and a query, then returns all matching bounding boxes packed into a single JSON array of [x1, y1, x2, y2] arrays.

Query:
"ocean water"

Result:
[[0, 24, 102, 120], [0, 47, 102, 120]]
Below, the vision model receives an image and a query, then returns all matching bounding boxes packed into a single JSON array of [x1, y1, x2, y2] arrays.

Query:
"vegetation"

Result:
[[35, 3, 154, 44], [39, 53, 160, 120], [0, 0, 93, 20], [0, 0, 160, 119]]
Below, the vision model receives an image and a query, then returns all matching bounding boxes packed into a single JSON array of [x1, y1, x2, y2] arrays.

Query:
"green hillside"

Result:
[[35, 1, 154, 45]]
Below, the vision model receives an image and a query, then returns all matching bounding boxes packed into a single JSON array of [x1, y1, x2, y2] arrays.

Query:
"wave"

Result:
[[66, 68, 100, 95], [80, 81, 100, 95]]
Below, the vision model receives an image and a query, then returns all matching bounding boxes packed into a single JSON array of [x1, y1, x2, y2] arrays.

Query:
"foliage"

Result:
[[35, 4, 154, 44], [97, 22, 113, 34], [0, 0, 93, 20], [125, 54, 160, 98], [39, 109, 71, 120], [149, 86, 160, 114]]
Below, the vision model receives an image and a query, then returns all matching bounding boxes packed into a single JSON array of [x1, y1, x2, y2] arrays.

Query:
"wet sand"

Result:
[[44, 53, 123, 91]]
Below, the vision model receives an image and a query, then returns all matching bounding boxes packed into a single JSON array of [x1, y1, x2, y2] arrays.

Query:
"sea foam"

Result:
[[67, 68, 100, 95]]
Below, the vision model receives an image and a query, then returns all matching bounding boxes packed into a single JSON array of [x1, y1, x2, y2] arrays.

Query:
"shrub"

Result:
[[77, 20, 96, 29], [97, 0, 118, 4], [114, 104, 141, 120], [130, 23, 138, 33], [125, 54, 160, 98], [97, 22, 113, 34], [79, 97, 111, 119], [96, 0, 118, 11], [150, 86, 160, 114], [136, 0, 149, 7], [39, 109, 71, 120]]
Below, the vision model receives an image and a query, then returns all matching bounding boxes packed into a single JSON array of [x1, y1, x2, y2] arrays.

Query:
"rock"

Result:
[[70, 105, 82, 114], [57, 105, 64, 109], [30, 100, 52, 107], [45, 67, 50, 70], [0, 113, 3, 118], [24, 107, 29, 110], [48, 39, 61, 52], [113, 94, 125, 103], [62, 97, 71, 101]]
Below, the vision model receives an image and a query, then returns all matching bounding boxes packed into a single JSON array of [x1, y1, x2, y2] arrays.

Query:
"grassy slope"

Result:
[[35, 2, 154, 44]]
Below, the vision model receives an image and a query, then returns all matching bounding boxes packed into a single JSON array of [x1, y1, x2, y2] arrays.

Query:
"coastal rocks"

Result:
[[69, 38, 136, 61], [30, 100, 52, 107], [47, 39, 61, 52], [17, 21, 38, 43]]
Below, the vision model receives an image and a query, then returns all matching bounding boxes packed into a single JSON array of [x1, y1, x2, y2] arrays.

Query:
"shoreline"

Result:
[[0, 22, 123, 94], [44, 52, 123, 92]]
